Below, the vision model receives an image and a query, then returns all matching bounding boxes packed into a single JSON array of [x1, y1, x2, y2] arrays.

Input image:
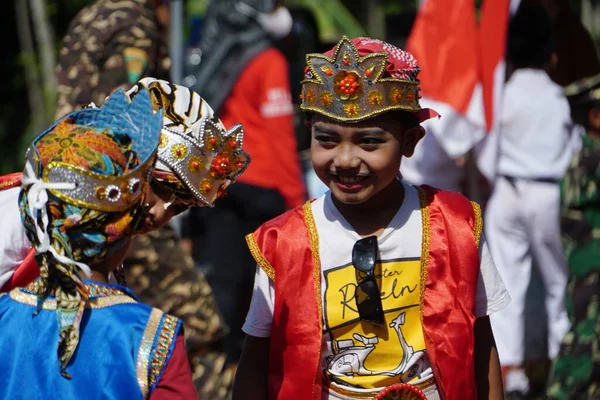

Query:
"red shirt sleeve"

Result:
[[150, 333, 197, 400], [256, 51, 306, 208]]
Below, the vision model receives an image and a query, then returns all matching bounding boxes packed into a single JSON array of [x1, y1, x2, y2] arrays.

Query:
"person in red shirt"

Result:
[[184, 0, 306, 364]]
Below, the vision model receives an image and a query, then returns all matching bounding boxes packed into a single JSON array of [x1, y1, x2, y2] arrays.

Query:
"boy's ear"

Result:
[[401, 126, 425, 158]]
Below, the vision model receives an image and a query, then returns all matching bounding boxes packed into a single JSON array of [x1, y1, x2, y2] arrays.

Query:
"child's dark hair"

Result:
[[388, 111, 419, 130], [569, 99, 600, 128], [508, 4, 555, 70]]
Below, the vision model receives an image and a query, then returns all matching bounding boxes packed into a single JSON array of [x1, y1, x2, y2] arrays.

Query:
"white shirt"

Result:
[[243, 183, 510, 399], [0, 187, 31, 289], [497, 69, 579, 180]]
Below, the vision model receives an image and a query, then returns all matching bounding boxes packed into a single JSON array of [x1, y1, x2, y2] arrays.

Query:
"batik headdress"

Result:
[[300, 36, 439, 123], [127, 78, 251, 207], [19, 88, 162, 378]]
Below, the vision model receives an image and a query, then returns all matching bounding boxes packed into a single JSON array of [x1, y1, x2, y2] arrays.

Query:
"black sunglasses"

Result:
[[352, 235, 385, 326]]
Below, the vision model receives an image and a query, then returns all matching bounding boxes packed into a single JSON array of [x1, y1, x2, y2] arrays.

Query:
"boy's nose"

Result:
[[334, 146, 360, 169], [146, 199, 170, 230]]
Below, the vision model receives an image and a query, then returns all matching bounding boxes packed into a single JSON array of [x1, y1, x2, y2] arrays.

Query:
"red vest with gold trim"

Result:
[[246, 185, 482, 400], [0, 172, 40, 292]]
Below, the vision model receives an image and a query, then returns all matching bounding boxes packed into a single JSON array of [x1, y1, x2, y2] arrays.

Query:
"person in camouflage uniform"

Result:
[[547, 74, 600, 400], [126, 224, 236, 399], [54, 0, 170, 119]]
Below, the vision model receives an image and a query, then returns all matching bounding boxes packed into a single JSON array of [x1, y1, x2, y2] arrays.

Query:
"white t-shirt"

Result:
[[243, 183, 510, 399], [0, 187, 31, 289]]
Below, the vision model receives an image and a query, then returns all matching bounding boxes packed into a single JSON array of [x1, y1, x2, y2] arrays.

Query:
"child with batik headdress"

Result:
[[0, 77, 250, 290], [0, 88, 196, 399], [233, 37, 510, 400]]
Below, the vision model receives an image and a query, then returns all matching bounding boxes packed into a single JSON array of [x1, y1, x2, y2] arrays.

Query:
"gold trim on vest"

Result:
[[246, 233, 276, 281], [471, 201, 482, 248], [149, 314, 179, 388], [137, 308, 163, 398], [416, 186, 430, 320]]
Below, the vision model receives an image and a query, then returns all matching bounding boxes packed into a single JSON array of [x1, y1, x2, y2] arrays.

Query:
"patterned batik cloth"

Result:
[[124, 224, 234, 399], [547, 133, 600, 399], [55, 0, 168, 119], [19, 119, 143, 378]]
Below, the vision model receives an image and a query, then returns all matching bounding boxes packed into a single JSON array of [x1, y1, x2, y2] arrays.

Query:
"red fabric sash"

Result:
[[249, 186, 480, 399], [251, 205, 322, 400], [420, 186, 479, 400], [0, 172, 23, 191], [0, 172, 40, 293]]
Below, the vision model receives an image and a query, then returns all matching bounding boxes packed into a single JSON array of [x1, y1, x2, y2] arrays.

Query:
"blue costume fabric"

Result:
[[0, 280, 181, 399]]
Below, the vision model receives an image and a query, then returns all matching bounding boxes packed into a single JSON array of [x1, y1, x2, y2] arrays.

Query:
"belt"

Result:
[[501, 175, 560, 185], [326, 378, 436, 399]]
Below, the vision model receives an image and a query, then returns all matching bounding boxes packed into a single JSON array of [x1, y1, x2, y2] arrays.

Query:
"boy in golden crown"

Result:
[[232, 37, 509, 400]]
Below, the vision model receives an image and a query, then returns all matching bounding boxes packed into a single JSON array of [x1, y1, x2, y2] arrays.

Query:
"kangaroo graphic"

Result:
[[327, 312, 426, 378]]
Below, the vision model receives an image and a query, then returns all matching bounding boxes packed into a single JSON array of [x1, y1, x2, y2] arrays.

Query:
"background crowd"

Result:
[[1, 0, 599, 399]]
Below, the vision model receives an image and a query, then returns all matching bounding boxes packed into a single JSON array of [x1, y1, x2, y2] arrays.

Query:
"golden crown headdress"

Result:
[[300, 36, 424, 122], [157, 120, 250, 206]]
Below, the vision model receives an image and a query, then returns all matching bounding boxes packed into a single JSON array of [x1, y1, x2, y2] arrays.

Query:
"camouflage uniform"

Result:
[[55, 0, 169, 119], [547, 133, 600, 399], [125, 225, 234, 400]]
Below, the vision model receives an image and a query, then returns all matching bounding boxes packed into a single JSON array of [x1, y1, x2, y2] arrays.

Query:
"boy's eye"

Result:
[[315, 134, 337, 145], [359, 137, 385, 146]]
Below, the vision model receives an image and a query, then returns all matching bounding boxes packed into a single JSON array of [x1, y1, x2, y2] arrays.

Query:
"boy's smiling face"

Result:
[[311, 113, 424, 205]]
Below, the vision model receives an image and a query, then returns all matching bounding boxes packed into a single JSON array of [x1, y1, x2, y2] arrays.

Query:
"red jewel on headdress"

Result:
[[342, 52, 351, 66], [235, 160, 245, 169], [200, 178, 213, 194], [321, 65, 334, 77], [339, 74, 359, 95], [227, 138, 238, 150], [210, 154, 233, 178], [365, 65, 375, 77]]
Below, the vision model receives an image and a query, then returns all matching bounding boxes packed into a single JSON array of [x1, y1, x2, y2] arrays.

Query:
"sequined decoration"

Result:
[[187, 156, 203, 173], [305, 88, 316, 105], [149, 315, 179, 388], [344, 102, 360, 117], [367, 90, 383, 106], [390, 87, 403, 104], [199, 178, 213, 194], [170, 144, 187, 160], [320, 91, 334, 107]]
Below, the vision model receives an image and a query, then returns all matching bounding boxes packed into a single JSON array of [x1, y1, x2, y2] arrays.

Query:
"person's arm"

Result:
[[232, 335, 271, 400], [233, 265, 275, 399], [474, 316, 504, 399]]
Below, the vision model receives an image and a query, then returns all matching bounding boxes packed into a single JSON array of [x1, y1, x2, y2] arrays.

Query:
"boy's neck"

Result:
[[333, 180, 405, 238], [89, 270, 109, 284]]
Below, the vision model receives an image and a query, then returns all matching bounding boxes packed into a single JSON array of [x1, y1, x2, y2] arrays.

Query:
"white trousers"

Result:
[[485, 177, 569, 366]]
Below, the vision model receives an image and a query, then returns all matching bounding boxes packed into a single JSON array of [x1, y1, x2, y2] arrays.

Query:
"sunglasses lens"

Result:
[[352, 236, 377, 273], [355, 278, 385, 326]]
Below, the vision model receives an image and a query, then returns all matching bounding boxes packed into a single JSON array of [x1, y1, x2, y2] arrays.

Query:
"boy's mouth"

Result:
[[330, 173, 371, 190], [336, 175, 368, 184]]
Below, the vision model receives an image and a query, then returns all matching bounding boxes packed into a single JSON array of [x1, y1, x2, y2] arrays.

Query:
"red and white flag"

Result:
[[406, 0, 512, 159]]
